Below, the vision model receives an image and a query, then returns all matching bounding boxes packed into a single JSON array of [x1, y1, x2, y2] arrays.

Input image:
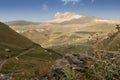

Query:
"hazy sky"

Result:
[[0, 0, 120, 22]]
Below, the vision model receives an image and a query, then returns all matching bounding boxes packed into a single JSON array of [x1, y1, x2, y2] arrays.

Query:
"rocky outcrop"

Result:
[[50, 51, 120, 80], [0, 73, 18, 80], [50, 53, 94, 80]]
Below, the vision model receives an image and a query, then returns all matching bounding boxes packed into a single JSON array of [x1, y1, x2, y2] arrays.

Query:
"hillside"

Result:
[[95, 31, 120, 51], [5, 20, 39, 26], [47, 12, 82, 23], [59, 16, 100, 25], [0, 22, 34, 58], [8, 21, 118, 54], [0, 22, 61, 79], [2, 14, 120, 79], [6, 12, 120, 54]]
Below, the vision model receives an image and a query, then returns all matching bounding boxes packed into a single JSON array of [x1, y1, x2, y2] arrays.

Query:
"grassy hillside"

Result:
[[0, 22, 61, 79], [4, 21, 120, 79], [0, 22, 33, 47], [1, 47, 61, 79], [5, 20, 39, 26], [8, 22, 117, 55], [0, 22, 35, 59], [95, 31, 120, 51], [10, 22, 115, 45]]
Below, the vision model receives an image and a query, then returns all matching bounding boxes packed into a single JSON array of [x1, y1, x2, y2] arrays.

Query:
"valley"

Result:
[[0, 12, 120, 80], [1, 0, 120, 79], [9, 21, 117, 54]]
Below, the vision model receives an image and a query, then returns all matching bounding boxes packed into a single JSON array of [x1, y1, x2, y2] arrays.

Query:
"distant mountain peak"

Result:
[[47, 12, 120, 24], [54, 12, 82, 19], [47, 12, 83, 23]]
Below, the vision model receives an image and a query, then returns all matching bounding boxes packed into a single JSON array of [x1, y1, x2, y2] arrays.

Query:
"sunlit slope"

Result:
[[95, 31, 120, 51], [5, 20, 39, 26]]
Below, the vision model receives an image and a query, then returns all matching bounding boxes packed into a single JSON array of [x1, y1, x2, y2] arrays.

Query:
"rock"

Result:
[[15, 57, 19, 60], [4, 48, 11, 52], [50, 51, 120, 80], [50, 53, 94, 80], [0, 73, 14, 80]]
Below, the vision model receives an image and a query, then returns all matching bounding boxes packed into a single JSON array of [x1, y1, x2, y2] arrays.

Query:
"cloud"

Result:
[[42, 3, 48, 11], [61, 0, 80, 5]]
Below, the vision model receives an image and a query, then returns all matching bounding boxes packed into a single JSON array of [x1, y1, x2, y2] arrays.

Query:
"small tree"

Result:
[[115, 24, 120, 32]]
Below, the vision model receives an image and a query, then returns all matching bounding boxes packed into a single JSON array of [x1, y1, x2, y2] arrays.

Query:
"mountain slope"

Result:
[[59, 16, 100, 25], [5, 20, 39, 26], [0, 22, 34, 54], [0, 22, 61, 79], [95, 31, 120, 51], [47, 12, 82, 23], [47, 12, 120, 25]]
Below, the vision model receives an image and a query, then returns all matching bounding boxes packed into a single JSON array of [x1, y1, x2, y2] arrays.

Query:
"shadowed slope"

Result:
[[0, 22, 34, 48]]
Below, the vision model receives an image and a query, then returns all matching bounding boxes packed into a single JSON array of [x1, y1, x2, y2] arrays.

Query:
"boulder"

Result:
[[4, 48, 11, 52]]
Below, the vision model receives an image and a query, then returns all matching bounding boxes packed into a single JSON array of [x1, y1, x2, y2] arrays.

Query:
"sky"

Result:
[[0, 0, 120, 22]]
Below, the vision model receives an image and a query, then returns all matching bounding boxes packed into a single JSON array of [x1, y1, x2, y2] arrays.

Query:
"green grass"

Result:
[[10, 22, 116, 49], [0, 22, 34, 60], [48, 43, 93, 55], [0, 22, 33, 48], [1, 47, 61, 79], [0, 22, 61, 79]]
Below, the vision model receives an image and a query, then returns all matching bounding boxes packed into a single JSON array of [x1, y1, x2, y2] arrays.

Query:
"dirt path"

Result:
[[0, 60, 7, 71], [0, 46, 36, 71], [16, 47, 35, 58]]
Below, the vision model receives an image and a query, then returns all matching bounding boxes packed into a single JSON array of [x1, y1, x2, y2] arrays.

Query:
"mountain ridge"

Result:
[[5, 20, 40, 26], [47, 12, 120, 24]]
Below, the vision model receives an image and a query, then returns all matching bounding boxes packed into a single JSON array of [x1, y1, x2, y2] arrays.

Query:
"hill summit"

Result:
[[47, 12, 83, 23], [47, 12, 120, 24]]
